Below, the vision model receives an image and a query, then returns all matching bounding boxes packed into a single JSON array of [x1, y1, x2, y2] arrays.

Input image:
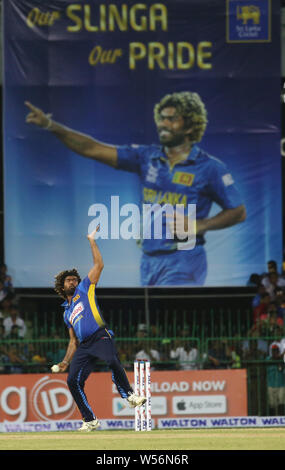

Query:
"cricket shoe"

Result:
[[78, 419, 100, 432], [127, 393, 147, 408]]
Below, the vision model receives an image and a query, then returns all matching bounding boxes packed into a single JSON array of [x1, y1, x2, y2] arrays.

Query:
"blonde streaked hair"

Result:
[[154, 91, 208, 143]]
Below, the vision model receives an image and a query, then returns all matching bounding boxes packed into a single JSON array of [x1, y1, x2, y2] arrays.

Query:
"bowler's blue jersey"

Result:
[[62, 276, 106, 343], [117, 144, 243, 254]]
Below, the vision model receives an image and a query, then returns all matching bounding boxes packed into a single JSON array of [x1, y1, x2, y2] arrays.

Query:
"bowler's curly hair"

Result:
[[154, 91, 208, 143], [54, 269, 81, 299]]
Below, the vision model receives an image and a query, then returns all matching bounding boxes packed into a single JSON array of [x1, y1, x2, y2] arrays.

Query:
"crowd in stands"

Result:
[[0, 264, 57, 373], [246, 260, 285, 340]]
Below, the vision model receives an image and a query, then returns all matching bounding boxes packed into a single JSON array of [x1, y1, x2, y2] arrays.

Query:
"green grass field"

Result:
[[0, 428, 284, 451]]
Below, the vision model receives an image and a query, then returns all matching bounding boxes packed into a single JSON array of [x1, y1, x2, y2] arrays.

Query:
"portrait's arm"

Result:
[[197, 204, 246, 234], [169, 188, 246, 238], [25, 101, 118, 168], [197, 160, 246, 235]]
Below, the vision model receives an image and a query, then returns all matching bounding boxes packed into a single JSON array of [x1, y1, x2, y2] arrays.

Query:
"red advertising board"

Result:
[[0, 369, 247, 423]]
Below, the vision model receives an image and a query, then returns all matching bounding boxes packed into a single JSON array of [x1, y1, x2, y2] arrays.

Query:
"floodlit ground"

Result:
[[0, 428, 284, 451]]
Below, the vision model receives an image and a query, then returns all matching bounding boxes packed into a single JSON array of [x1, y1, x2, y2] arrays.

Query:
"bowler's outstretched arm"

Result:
[[87, 225, 104, 285]]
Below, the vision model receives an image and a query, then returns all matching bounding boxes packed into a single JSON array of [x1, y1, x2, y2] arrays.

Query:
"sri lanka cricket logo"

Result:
[[236, 5, 261, 25]]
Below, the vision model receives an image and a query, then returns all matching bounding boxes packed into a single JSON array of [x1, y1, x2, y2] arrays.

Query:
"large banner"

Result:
[[0, 370, 247, 427], [3, 0, 281, 287]]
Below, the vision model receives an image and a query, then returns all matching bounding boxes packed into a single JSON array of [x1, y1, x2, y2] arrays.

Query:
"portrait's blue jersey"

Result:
[[62, 276, 106, 343], [117, 144, 243, 254]]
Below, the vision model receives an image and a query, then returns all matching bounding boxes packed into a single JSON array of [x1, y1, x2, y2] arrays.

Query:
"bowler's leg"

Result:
[[67, 348, 96, 422], [94, 337, 133, 398]]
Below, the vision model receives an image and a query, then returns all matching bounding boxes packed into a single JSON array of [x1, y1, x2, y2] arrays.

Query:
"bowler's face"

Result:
[[156, 106, 191, 147], [64, 276, 79, 296]]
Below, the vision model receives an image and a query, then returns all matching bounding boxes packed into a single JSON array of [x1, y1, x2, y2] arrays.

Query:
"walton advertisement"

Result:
[[3, 0, 281, 287]]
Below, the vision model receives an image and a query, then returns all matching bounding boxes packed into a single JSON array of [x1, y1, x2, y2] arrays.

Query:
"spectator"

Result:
[[24, 319, 34, 340], [243, 325, 268, 357], [269, 338, 285, 363], [157, 338, 176, 370], [136, 323, 148, 338], [280, 337, 285, 360], [0, 263, 13, 291], [6, 324, 22, 341], [5, 345, 26, 374], [266, 343, 285, 416], [258, 302, 284, 337], [252, 284, 267, 309], [262, 271, 285, 299], [134, 323, 161, 367], [0, 324, 9, 374], [253, 292, 271, 325], [230, 348, 242, 369], [267, 260, 278, 273], [268, 340, 284, 358], [31, 353, 48, 373], [0, 294, 16, 318], [274, 288, 285, 323], [4, 323, 27, 373], [227, 337, 242, 369], [0, 279, 9, 303], [243, 336, 267, 361], [247, 273, 261, 287], [170, 339, 200, 370], [134, 345, 160, 364], [4, 306, 27, 338], [22, 342, 47, 373], [171, 323, 197, 370], [204, 339, 230, 369], [261, 260, 278, 279]]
